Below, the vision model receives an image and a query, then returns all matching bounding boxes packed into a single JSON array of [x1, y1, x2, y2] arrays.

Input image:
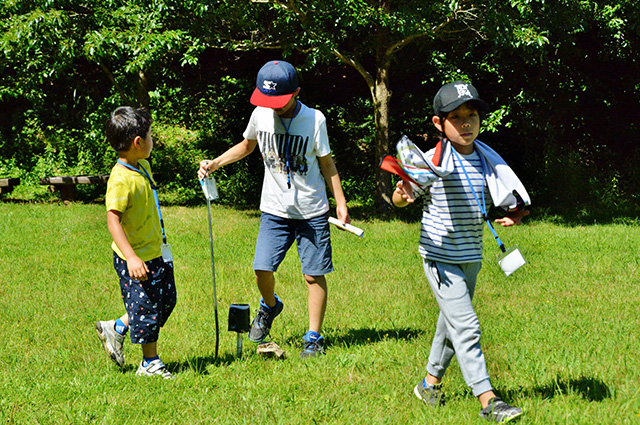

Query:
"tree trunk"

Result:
[[99, 63, 133, 106], [372, 63, 393, 211], [137, 70, 150, 108]]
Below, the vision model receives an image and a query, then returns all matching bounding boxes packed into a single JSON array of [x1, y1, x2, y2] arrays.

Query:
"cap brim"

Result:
[[250, 88, 294, 109], [440, 98, 489, 114]]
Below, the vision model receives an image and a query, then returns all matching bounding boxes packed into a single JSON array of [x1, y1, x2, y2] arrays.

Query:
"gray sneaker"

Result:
[[248, 298, 284, 343], [300, 336, 325, 358], [135, 359, 173, 379], [479, 397, 523, 423], [414, 379, 445, 406], [95, 320, 125, 368]]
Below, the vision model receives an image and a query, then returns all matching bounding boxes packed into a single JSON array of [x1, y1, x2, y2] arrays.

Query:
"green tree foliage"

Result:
[[1, 0, 202, 106], [0, 0, 203, 196], [211, 0, 493, 208], [1, 0, 638, 218], [187, 0, 567, 210], [457, 0, 640, 216]]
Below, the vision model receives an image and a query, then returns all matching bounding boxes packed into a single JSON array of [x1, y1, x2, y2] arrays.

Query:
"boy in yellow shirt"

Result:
[[96, 106, 176, 378]]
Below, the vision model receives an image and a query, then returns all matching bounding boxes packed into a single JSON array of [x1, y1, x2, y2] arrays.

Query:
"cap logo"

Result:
[[262, 80, 277, 93], [455, 84, 472, 99]]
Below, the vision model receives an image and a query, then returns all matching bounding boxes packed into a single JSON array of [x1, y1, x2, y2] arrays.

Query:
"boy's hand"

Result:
[[495, 209, 530, 227], [198, 160, 218, 180], [127, 255, 150, 281], [393, 180, 415, 206], [336, 204, 350, 225]]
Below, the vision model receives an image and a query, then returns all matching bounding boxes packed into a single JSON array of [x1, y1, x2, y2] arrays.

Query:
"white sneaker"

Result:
[[95, 320, 125, 368], [135, 359, 173, 379]]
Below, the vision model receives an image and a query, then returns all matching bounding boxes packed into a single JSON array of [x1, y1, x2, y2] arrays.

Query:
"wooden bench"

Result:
[[40, 175, 110, 201], [0, 178, 20, 196]]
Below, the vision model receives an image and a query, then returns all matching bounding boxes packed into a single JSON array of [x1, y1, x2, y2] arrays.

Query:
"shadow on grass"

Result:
[[165, 353, 242, 375], [322, 327, 424, 348], [499, 375, 611, 402]]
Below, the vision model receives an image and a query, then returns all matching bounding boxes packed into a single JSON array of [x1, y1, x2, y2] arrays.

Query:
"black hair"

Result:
[[105, 107, 152, 152]]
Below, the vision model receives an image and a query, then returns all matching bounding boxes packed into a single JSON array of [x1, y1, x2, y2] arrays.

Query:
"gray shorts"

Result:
[[253, 212, 333, 276]]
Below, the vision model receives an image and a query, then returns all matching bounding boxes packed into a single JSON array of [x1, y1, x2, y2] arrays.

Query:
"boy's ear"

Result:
[[432, 115, 443, 132], [132, 135, 142, 150]]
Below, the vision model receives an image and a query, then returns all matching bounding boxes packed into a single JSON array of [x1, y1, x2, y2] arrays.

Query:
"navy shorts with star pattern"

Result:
[[113, 252, 177, 345]]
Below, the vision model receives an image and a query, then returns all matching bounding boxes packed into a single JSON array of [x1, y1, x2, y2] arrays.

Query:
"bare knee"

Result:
[[304, 274, 326, 287]]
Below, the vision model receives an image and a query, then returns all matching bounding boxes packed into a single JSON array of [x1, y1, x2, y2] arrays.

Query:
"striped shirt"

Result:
[[413, 150, 488, 264]]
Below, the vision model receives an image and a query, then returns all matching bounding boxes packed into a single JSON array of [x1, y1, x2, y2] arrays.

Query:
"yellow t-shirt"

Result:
[[105, 159, 162, 262]]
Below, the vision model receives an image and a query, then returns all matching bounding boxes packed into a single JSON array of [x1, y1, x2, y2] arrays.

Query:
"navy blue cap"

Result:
[[250, 60, 299, 108]]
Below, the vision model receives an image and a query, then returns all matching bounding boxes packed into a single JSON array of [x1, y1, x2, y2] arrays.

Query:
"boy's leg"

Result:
[[299, 274, 328, 358], [110, 313, 129, 335], [95, 319, 126, 368], [300, 274, 327, 357], [125, 256, 175, 340], [135, 341, 171, 379], [96, 254, 131, 368], [119, 313, 129, 328], [249, 270, 284, 343], [304, 274, 327, 334], [249, 213, 293, 343], [131, 258, 173, 380], [141, 257, 176, 359], [422, 259, 470, 379], [423, 256, 484, 378], [106, 254, 172, 378], [297, 213, 332, 358], [300, 274, 327, 358], [156, 261, 177, 327], [142, 341, 158, 358], [132, 259, 176, 379], [422, 260, 492, 397], [256, 270, 277, 307], [426, 311, 455, 380], [249, 269, 284, 342]]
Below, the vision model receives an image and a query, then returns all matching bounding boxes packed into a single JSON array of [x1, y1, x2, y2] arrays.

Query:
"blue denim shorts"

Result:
[[113, 252, 177, 345], [253, 212, 333, 276]]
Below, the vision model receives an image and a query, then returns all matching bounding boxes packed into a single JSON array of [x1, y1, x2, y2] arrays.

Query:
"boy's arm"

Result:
[[494, 209, 530, 227], [198, 138, 258, 178], [393, 180, 415, 207], [107, 210, 150, 281], [318, 154, 349, 224]]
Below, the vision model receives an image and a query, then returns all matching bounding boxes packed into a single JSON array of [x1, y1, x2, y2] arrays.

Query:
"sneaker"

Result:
[[300, 335, 325, 358], [135, 359, 173, 379], [414, 379, 445, 406], [248, 297, 284, 343], [95, 320, 125, 368], [479, 397, 523, 423]]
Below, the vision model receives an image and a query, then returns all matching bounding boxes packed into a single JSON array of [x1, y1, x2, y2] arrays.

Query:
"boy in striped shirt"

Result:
[[393, 81, 528, 423]]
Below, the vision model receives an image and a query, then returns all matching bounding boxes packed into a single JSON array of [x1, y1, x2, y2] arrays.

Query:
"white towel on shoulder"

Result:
[[395, 135, 531, 211]]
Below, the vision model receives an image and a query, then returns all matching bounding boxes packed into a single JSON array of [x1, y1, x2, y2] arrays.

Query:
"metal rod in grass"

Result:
[[199, 163, 220, 358]]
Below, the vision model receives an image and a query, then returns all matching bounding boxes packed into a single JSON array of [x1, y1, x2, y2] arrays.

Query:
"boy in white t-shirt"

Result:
[[198, 60, 349, 358]]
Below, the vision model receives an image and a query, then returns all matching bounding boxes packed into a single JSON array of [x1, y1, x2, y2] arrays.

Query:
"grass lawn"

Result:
[[0, 202, 639, 424]]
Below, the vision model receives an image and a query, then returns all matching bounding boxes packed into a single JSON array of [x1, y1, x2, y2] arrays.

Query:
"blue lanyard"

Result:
[[117, 160, 167, 244], [451, 148, 506, 253], [278, 101, 300, 189]]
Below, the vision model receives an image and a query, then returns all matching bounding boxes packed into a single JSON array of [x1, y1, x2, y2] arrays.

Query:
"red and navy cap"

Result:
[[250, 60, 299, 109]]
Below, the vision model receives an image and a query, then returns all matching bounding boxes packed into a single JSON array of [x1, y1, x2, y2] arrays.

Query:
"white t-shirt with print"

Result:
[[243, 102, 331, 219]]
